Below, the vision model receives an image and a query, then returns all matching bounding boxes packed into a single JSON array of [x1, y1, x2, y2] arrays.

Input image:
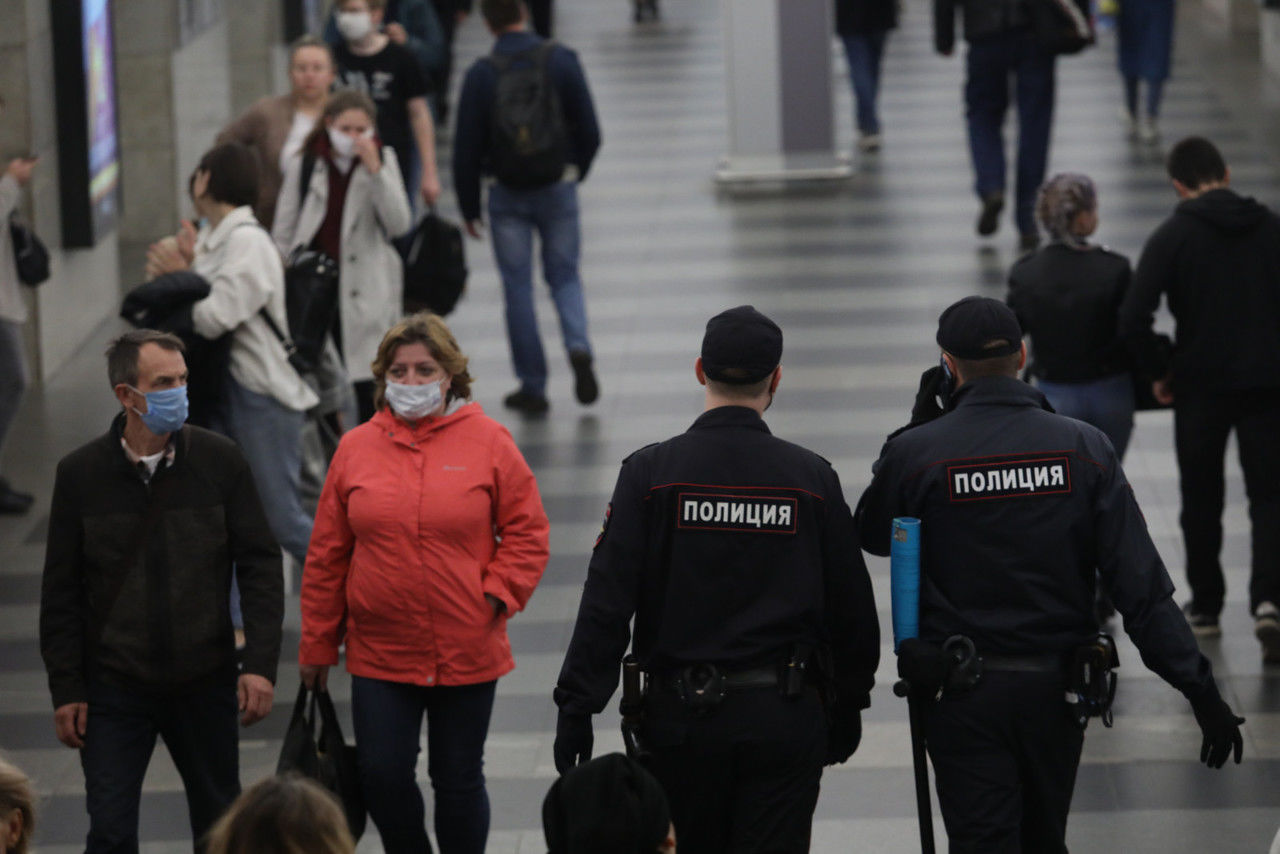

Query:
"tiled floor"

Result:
[[3, 0, 1280, 851]]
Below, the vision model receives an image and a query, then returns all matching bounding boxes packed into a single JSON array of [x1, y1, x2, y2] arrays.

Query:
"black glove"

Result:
[[826, 710, 862, 766], [909, 366, 950, 425], [553, 712, 593, 774], [1190, 693, 1245, 769], [896, 638, 949, 700]]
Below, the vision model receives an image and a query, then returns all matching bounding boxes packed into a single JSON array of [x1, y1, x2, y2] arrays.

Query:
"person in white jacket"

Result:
[[147, 142, 319, 566], [273, 89, 412, 422], [0, 151, 38, 514]]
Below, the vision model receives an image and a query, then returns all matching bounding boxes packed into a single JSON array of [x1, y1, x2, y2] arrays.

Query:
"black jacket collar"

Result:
[[688, 405, 772, 434], [949, 375, 1054, 413]]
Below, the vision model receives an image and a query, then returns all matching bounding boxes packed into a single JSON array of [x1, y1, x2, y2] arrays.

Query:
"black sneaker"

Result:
[[569, 351, 599, 405], [1255, 602, 1280, 664], [976, 193, 1004, 236], [1182, 602, 1221, 638], [503, 389, 549, 416]]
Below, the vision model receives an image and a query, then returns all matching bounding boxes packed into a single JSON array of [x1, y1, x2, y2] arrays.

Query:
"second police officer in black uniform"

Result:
[[856, 296, 1245, 853], [553, 306, 880, 853]]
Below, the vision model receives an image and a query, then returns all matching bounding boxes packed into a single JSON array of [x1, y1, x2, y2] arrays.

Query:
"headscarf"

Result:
[[1035, 173, 1097, 245]]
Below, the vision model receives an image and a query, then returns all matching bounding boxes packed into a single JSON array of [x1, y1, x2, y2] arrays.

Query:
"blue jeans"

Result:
[[351, 676, 497, 854], [965, 30, 1056, 236], [81, 673, 240, 853], [1038, 373, 1135, 459], [488, 181, 593, 397], [220, 377, 312, 565], [841, 31, 890, 135]]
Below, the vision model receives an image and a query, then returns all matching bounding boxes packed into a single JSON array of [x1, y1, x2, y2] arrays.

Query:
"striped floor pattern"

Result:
[[3, 0, 1280, 850]]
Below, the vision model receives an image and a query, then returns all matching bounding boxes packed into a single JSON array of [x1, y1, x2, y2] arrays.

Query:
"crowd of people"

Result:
[[0, 0, 1277, 852]]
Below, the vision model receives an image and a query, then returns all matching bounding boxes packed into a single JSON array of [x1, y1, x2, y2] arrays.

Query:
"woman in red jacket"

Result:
[[299, 312, 549, 854]]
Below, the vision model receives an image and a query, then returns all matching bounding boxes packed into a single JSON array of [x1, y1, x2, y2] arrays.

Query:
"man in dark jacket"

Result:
[[453, 0, 602, 417], [835, 0, 899, 152], [1119, 136, 1280, 660], [935, 0, 1055, 249], [40, 330, 284, 853], [554, 306, 880, 853], [858, 296, 1244, 851]]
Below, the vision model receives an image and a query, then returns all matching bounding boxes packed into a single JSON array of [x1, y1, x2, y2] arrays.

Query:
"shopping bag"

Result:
[[9, 216, 49, 286], [276, 684, 367, 839]]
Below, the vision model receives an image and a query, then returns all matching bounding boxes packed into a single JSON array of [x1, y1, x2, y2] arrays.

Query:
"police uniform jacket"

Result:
[[856, 376, 1214, 701], [554, 405, 880, 717]]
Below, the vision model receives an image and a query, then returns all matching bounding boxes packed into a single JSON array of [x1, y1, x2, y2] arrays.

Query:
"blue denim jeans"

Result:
[[841, 31, 890, 135], [351, 676, 497, 854], [965, 30, 1056, 236], [487, 181, 593, 397], [81, 672, 240, 853], [1038, 373, 1135, 460], [220, 377, 312, 565]]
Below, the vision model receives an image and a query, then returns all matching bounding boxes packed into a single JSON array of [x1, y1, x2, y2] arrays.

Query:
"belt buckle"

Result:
[[677, 663, 726, 713]]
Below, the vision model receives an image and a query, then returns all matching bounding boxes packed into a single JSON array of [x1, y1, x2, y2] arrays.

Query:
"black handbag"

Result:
[[10, 216, 49, 286], [402, 211, 468, 316], [1028, 0, 1095, 55], [276, 685, 366, 840]]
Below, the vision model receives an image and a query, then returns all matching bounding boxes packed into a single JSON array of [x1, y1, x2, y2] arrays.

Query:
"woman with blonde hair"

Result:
[[0, 756, 35, 854], [204, 775, 353, 854], [300, 312, 549, 854]]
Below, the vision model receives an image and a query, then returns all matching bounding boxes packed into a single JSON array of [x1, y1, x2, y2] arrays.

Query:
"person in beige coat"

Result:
[[216, 35, 337, 230], [273, 89, 412, 422]]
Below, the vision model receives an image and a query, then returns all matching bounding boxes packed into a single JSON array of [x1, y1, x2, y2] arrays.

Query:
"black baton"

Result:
[[894, 679, 937, 854]]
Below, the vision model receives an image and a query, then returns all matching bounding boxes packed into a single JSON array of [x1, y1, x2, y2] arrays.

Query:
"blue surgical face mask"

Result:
[[385, 379, 444, 421], [128, 385, 189, 435]]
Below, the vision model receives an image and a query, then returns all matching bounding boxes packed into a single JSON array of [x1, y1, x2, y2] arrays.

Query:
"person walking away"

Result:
[[333, 0, 442, 210], [0, 147, 37, 514], [273, 89, 412, 423], [835, 0, 898, 153], [217, 36, 337, 231], [1007, 173, 1135, 458], [39, 330, 283, 853], [856, 296, 1244, 852], [1119, 136, 1280, 661], [453, 0, 602, 416], [554, 306, 880, 853], [935, 0, 1057, 250], [1118, 0, 1174, 142], [300, 313, 549, 854]]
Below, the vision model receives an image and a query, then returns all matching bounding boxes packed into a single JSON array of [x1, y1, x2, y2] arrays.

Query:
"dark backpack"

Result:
[[487, 42, 569, 189], [402, 212, 468, 316]]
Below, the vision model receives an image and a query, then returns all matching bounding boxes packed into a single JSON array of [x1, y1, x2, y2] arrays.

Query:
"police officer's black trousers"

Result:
[[924, 670, 1083, 854], [1174, 391, 1280, 616], [641, 687, 827, 854]]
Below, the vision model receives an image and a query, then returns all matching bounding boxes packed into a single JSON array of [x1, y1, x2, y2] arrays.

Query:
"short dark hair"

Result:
[[706, 369, 772, 400], [1166, 137, 1227, 190], [951, 341, 1021, 382], [194, 142, 260, 208], [106, 330, 185, 388], [480, 0, 524, 30]]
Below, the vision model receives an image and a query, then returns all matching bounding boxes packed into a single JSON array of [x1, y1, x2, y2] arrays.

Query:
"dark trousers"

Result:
[[430, 0, 461, 118], [1175, 391, 1280, 615], [965, 30, 1056, 237], [350, 676, 496, 854], [81, 673, 240, 854], [925, 670, 1083, 854], [642, 687, 827, 854], [529, 0, 553, 36]]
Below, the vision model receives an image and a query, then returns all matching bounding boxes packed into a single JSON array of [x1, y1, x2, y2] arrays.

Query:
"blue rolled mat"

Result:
[[890, 517, 922, 653]]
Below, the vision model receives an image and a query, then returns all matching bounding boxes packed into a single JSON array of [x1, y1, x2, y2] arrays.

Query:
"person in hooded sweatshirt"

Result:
[[1120, 136, 1280, 663]]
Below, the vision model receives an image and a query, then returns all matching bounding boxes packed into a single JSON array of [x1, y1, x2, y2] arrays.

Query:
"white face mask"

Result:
[[385, 379, 445, 420], [336, 10, 374, 41], [328, 127, 356, 159]]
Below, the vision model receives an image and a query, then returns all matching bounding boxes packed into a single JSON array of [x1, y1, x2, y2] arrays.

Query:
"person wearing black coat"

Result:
[[834, 0, 899, 151], [1007, 173, 1135, 458], [1119, 136, 1280, 657]]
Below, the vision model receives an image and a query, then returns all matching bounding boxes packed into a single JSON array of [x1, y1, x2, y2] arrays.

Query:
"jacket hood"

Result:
[[371, 400, 484, 438], [1178, 188, 1271, 232]]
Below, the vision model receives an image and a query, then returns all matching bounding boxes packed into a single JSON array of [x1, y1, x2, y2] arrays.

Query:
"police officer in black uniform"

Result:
[[856, 296, 1245, 853], [553, 306, 880, 854]]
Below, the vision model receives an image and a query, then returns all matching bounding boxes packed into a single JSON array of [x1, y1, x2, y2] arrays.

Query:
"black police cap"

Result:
[[936, 296, 1023, 360], [700, 305, 783, 384], [543, 753, 670, 854]]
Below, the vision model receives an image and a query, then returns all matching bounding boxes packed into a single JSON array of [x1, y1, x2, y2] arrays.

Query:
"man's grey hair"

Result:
[[105, 330, 185, 388]]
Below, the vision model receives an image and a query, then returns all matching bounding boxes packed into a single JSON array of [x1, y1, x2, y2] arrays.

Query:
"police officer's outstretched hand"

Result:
[[1190, 693, 1245, 769], [826, 710, 862, 766], [896, 638, 949, 700], [554, 712, 594, 774]]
